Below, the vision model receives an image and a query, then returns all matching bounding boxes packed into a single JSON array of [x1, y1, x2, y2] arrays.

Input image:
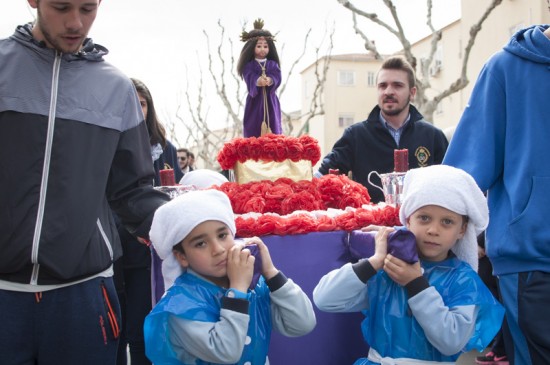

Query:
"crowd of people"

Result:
[[1, 0, 548, 364]]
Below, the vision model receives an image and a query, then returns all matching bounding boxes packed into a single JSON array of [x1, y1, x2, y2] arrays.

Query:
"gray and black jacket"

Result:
[[0, 24, 170, 286]]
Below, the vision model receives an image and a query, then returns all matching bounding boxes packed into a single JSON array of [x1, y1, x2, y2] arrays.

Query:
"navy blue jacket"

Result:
[[318, 105, 448, 203]]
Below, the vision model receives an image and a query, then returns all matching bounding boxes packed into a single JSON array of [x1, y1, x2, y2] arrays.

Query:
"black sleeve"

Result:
[[108, 121, 171, 238], [351, 259, 378, 283], [317, 126, 355, 175], [405, 276, 430, 298]]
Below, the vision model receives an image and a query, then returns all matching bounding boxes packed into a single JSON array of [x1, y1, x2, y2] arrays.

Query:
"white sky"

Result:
[[1, 0, 459, 140]]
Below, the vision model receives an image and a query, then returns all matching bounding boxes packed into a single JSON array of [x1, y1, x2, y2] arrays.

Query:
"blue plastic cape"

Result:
[[358, 256, 504, 363], [144, 272, 272, 365]]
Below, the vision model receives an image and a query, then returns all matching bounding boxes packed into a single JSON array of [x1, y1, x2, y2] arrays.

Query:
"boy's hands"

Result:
[[383, 254, 422, 286], [362, 225, 423, 286], [368, 226, 393, 271], [226, 243, 254, 293], [245, 236, 279, 280]]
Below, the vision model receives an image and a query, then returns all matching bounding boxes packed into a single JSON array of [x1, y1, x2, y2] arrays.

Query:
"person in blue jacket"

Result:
[[144, 190, 316, 364], [443, 19, 550, 365], [313, 165, 504, 364]]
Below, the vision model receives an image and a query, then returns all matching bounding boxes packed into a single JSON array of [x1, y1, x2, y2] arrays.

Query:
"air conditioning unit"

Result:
[[429, 60, 442, 77]]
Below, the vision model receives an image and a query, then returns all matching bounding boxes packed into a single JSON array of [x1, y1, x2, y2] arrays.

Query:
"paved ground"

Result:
[[457, 349, 488, 365]]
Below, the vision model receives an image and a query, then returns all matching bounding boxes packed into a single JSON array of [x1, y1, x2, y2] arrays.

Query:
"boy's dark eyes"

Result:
[[193, 241, 206, 248]]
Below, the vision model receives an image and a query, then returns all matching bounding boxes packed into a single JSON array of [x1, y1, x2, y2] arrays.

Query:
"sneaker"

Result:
[[475, 351, 509, 365]]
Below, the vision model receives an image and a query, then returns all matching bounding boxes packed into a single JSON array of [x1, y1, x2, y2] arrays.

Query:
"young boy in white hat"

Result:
[[313, 165, 504, 364], [144, 189, 316, 364]]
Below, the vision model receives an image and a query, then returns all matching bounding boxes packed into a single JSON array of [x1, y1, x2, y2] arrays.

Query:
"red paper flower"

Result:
[[264, 182, 294, 201], [252, 214, 281, 236], [235, 216, 258, 237], [334, 211, 359, 231], [241, 196, 267, 214], [231, 190, 256, 214], [299, 135, 322, 164], [286, 139, 305, 161], [281, 191, 323, 215], [274, 213, 317, 235], [316, 215, 338, 232]]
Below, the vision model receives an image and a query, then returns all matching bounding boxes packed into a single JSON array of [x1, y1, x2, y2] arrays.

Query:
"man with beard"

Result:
[[315, 56, 448, 203], [0, 1, 170, 364]]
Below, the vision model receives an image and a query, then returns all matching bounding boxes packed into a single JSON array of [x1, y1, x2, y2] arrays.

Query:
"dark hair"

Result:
[[378, 56, 416, 88], [173, 241, 184, 254], [131, 78, 167, 148], [177, 147, 189, 156], [236, 32, 280, 78]]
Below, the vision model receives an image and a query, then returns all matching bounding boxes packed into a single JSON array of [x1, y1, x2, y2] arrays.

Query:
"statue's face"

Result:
[[255, 37, 269, 59]]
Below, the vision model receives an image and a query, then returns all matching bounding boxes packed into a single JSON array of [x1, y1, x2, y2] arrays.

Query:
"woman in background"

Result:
[[114, 78, 183, 365]]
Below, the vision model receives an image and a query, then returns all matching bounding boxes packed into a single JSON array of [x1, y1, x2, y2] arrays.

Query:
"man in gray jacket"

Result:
[[0, 1, 170, 363]]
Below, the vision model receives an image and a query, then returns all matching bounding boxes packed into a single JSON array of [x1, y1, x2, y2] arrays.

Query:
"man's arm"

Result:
[[316, 126, 356, 176]]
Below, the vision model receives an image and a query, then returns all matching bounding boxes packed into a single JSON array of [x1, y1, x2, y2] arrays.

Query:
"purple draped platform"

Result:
[[264, 230, 371, 364], [151, 230, 374, 364]]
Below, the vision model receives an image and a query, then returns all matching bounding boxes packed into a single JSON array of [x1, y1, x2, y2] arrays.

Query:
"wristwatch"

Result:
[[226, 288, 249, 300]]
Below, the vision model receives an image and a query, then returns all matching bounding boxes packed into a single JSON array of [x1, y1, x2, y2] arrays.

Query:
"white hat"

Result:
[[149, 189, 236, 289], [179, 169, 229, 188], [399, 165, 488, 271]]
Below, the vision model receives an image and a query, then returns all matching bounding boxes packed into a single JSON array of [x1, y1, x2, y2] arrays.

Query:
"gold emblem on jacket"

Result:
[[415, 146, 430, 167]]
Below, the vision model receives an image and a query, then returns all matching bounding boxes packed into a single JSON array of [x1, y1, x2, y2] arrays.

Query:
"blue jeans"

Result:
[[0, 276, 121, 365]]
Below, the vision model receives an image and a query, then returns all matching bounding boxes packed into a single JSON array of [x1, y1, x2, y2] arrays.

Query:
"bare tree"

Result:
[[169, 20, 334, 170], [338, 0, 503, 121]]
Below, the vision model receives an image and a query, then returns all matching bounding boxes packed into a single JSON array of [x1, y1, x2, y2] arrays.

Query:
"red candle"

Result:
[[394, 149, 409, 172], [159, 168, 176, 186]]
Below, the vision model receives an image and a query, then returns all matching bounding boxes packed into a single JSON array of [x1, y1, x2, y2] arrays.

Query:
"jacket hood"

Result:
[[11, 23, 108, 62], [504, 25, 550, 64]]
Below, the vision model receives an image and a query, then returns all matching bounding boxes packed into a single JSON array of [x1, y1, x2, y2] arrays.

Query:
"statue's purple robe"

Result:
[[242, 59, 282, 137]]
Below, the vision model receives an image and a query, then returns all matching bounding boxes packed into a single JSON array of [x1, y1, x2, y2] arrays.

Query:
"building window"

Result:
[[367, 72, 375, 87], [338, 114, 355, 128], [337, 70, 355, 86]]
